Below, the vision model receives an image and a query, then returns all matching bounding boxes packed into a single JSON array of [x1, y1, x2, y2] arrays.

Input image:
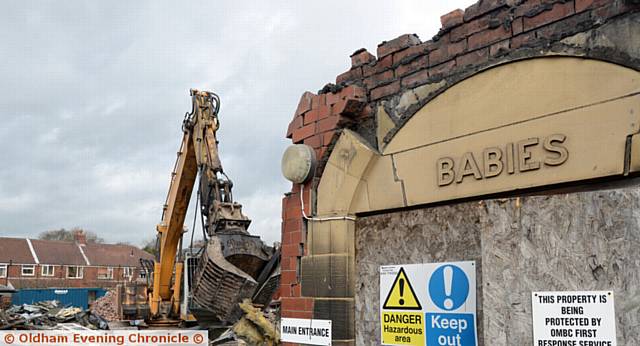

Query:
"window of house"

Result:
[[41, 265, 54, 277], [139, 270, 146, 279], [21, 265, 35, 276], [0, 264, 7, 278], [123, 267, 133, 279], [97, 267, 114, 280], [67, 266, 83, 279]]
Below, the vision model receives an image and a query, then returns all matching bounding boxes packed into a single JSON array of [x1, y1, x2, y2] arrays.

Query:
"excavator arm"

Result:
[[147, 90, 279, 325]]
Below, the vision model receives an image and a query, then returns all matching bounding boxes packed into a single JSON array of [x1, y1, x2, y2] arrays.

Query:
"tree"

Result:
[[141, 237, 158, 256], [38, 227, 105, 243]]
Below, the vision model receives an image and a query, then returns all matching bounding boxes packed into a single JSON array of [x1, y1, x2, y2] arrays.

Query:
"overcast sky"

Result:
[[0, 1, 475, 247]]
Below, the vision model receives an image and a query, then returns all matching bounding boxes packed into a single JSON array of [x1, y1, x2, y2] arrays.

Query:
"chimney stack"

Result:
[[74, 230, 87, 245]]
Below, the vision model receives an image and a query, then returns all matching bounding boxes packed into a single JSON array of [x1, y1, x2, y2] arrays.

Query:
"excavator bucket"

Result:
[[190, 233, 275, 325]]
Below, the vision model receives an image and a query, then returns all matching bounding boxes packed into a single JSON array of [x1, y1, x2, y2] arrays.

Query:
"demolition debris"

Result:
[[0, 300, 108, 330]]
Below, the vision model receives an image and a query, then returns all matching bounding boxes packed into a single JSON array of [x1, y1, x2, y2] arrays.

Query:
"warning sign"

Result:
[[380, 261, 477, 346], [383, 268, 422, 310], [532, 291, 616, 346], [381, 312, 425, 345]]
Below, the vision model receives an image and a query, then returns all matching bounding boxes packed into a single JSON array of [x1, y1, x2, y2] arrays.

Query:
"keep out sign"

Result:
[[380, 261, 478, 346]]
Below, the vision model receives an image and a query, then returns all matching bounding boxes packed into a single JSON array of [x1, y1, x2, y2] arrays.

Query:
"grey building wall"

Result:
[[355, 181, 640, 345]]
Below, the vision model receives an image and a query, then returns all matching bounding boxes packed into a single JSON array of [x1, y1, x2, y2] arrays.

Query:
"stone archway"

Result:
[[306, 56, 640, 345]]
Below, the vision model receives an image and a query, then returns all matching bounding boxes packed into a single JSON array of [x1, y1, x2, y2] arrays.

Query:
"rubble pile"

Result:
[[91, 290, 119, 321], [0, 300, 108, 330]]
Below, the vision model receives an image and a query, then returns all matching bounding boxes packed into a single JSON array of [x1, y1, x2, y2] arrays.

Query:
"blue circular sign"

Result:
[[428, 264, 469, 311]]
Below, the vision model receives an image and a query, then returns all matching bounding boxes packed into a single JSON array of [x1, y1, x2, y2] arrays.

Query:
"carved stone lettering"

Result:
[[436, 134, 569, 186]]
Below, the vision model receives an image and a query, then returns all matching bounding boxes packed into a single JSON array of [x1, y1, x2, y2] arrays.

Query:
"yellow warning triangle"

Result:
[[382, 267, 422, 310]]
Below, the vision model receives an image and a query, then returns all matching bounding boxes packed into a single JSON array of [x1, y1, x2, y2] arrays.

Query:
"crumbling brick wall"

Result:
[[280, 0, 640, 344]]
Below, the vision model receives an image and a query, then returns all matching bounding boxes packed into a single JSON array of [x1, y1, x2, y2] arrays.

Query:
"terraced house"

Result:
[[0, 231, 153, 290]]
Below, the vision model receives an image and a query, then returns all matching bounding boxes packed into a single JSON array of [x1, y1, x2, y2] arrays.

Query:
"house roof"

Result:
[[0, 237, 153, 266], [84, 243, 152, 267], [30, 239, 87, 265], [0, 238, 36, 264]]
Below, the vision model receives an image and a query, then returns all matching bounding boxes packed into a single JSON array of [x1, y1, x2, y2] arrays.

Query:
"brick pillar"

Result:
[[281, 85, 366, 345]]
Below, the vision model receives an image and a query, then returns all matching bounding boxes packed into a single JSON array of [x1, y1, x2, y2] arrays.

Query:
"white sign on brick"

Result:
[[280, 317, 331, 345]]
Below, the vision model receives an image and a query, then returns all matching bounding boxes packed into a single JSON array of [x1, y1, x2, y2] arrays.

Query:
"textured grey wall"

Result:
[[355, 183, 640, 345]]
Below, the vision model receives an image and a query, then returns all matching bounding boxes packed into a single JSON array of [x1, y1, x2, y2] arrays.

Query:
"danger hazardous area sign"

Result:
[[379, 261, 477, 346]]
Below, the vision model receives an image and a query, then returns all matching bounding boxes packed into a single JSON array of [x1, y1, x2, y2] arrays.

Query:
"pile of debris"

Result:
[[0, 300, 108, 330], [90, 290, 119, 321]]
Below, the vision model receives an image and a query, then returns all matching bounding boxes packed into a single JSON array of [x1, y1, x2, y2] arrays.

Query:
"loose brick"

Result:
[[281, 256, 296, 271], [576, 0, 610, 12], [291, 284, 301, 297], [340, 85, 366, 100], [317, 115, 341, 133], [377, 34, 421, 58], [283, 218, 301, 234], [363, 54, 392, 77], [333, 98, 365, 117], [295, 91, 314, 116], [280, 270, 298, 285], [536, 10, 593, 41], [523, 2, 575, 31], [304, 134, 322, 148], [512, 17, 524, 35], [463, 0, 511, 21], [429, 60, 456, 78], [289, 231, 303, 244], [325, 91, 341, 106], [490, 39, 510, 57], [304, 108, 319, 125], [393, 42, 433, 65], [322, 131, 335, 146], [441, 9, 465, 29], [456, 48, 489, 67], [282, 297, 313, 312], [451, 16, 489, 41], [364, 69, 394, 89], [312, 94, 326, 108], [592, 1, 637, 22], [350, 48, 375, 67], [292, 122, 316, 143], [401, 69, 430, 88], [282, 311, 313, 319], [286, 115, 303, 138], [282, 243, 301, 258], [511, 32, 537, 48], [395, 54, 429, 77], [317, 104, 331, 120], [336, 67, 362, 84], [468, 25, 511, 50], [371, 80, 401, 100], [430, 39, 467, 66]]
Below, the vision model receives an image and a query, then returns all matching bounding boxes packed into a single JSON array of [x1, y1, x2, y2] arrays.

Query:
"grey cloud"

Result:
[[0, 0, 475, 246]]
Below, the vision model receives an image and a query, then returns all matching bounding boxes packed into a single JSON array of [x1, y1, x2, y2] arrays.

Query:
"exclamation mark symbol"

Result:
[[443, 266, 454, 309], [399, 278, 405, 305]]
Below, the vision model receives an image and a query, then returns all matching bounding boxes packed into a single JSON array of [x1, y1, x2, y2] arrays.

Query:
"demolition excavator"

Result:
[[141, 90, 280, 328]]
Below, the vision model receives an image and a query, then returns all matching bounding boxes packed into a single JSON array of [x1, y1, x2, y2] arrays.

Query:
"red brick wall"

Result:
[[3, 264, 142, 289], [280, 0, 639, 343]]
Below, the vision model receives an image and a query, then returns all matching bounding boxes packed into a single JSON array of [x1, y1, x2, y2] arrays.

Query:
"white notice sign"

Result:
[[532, 291, 616, 346], [281, 317, 332, 345]]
